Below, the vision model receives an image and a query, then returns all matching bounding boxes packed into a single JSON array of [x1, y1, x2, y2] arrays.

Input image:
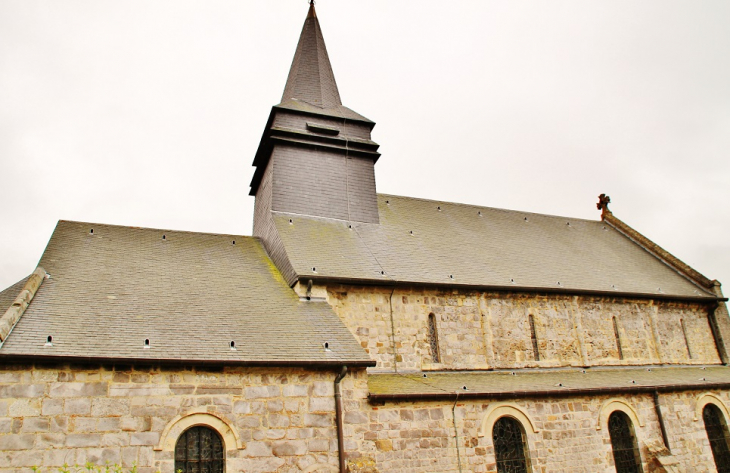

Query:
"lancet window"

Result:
[[528, 314, 539, 361], [428, 313, 441, 363]]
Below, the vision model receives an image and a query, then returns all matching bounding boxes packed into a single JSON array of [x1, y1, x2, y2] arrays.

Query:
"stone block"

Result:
[[309, 397, 335, 412], [0, 417, 11, 433], [109, 384, 169, 397], [65, 397, 91, 415], [0, 383, 45, 398], [9, 398, 41, 417], [268, 414, 291, 428], [246, 441, 273, 457], [72, 417, 98, 432], [0, 434, 35, 450], [49, 382, 107, 397], [8, 449, 41, 467], [312, 381, 333, 397], [195, 386, 243, 395], [50, 415, 67, 432], [91, 397, 130, 416], [233, 401, 251, 414], [37, 432, 65, 448], [309, 438, 330, 452], [266, 429, 286, 440], [305, 413, 332, 427], [98, 417, 121, 432], [375, 439, 393, 451], [272, 439, 307, 456], [20, 416, 49, 432], [344, 411, 368, 424], [42, 398, 64, 415], [130, 431, 160, 446], [283, 385, 309, 397], [245, 385, 280, 399], [66, 433, 102, 447]]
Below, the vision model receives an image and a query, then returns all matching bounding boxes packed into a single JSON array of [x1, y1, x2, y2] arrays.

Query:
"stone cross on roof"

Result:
[[597, 193, 611, 218]]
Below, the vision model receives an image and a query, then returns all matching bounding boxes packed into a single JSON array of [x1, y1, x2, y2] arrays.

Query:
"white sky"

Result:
[[1, 1, 729, 293]]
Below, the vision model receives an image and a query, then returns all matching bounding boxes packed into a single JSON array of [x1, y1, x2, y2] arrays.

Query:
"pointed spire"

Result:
[[280, 2, 342, 110]]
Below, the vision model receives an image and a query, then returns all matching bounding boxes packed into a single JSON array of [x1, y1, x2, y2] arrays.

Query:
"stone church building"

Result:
[[2, 4, 730, 472]]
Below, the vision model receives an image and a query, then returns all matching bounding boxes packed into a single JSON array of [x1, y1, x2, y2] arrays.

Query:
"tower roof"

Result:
[[276, 3, 371, 122], [281, 2, 341, 109]]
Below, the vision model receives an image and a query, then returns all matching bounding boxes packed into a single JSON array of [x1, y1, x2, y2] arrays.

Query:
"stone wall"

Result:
[[343, 384, 727, 472], [0, 364, 350, 473], [325, 285, 722, 371], [1, 363, 729, 472]]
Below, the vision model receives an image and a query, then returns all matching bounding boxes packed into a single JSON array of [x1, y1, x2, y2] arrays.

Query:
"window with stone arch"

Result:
[[608, 410, 643, 473], [175, 425, 225, 473], [492, 415, 531, 473], [703, 403, 730, 472]]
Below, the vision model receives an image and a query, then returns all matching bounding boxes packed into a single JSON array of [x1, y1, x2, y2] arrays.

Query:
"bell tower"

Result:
[[250, 2, 381, 252]]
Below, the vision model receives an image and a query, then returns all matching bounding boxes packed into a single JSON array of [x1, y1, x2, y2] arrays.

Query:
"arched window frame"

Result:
[[156, 410, 243, 452]]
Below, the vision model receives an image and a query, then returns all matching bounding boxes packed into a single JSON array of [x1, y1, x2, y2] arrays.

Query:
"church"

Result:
[[2, 3, 730, 472]]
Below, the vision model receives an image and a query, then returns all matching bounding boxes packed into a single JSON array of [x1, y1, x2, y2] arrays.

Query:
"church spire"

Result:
[[280, 1, 342, 110]]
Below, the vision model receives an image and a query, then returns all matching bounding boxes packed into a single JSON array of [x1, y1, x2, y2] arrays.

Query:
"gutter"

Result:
[[334, 366, 348, 473], [368, 381, 730, 403], [299, 275, 725, 304], [0, 353, 375, 369]]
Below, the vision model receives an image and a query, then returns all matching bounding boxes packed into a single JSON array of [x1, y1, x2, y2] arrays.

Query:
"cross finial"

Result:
[[597, 193, 611, 219]]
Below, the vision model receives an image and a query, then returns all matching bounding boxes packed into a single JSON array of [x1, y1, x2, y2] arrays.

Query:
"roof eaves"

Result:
[[0, 353, 376, 368], [297, 275, 725, 303]]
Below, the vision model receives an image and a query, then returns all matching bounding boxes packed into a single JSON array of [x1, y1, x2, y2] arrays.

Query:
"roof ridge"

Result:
[[55, 220, 252, 239], [377, 193, 602, 223]]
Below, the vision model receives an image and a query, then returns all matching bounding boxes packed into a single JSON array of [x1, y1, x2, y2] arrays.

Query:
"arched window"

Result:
[[703, 403, 730, 472], [175, 425, 224, 473], [608, 411, 642, 473], [493, 416, 530, 473], [428, 313, 441, 363]]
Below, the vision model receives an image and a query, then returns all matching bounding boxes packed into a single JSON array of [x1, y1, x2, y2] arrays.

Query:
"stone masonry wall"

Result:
[[326, 285, 722, 371], [0, 364, 350, 473], [1, 363, 729, 472]]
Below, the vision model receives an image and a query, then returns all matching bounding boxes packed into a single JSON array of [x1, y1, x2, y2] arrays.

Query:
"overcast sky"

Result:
[[1, 1, 729, 294]]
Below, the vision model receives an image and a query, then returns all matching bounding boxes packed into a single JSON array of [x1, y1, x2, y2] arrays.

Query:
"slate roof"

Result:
[[0, 221, 373, 366], [272, 194, 715, 299], [369, 366, 730, 400]]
